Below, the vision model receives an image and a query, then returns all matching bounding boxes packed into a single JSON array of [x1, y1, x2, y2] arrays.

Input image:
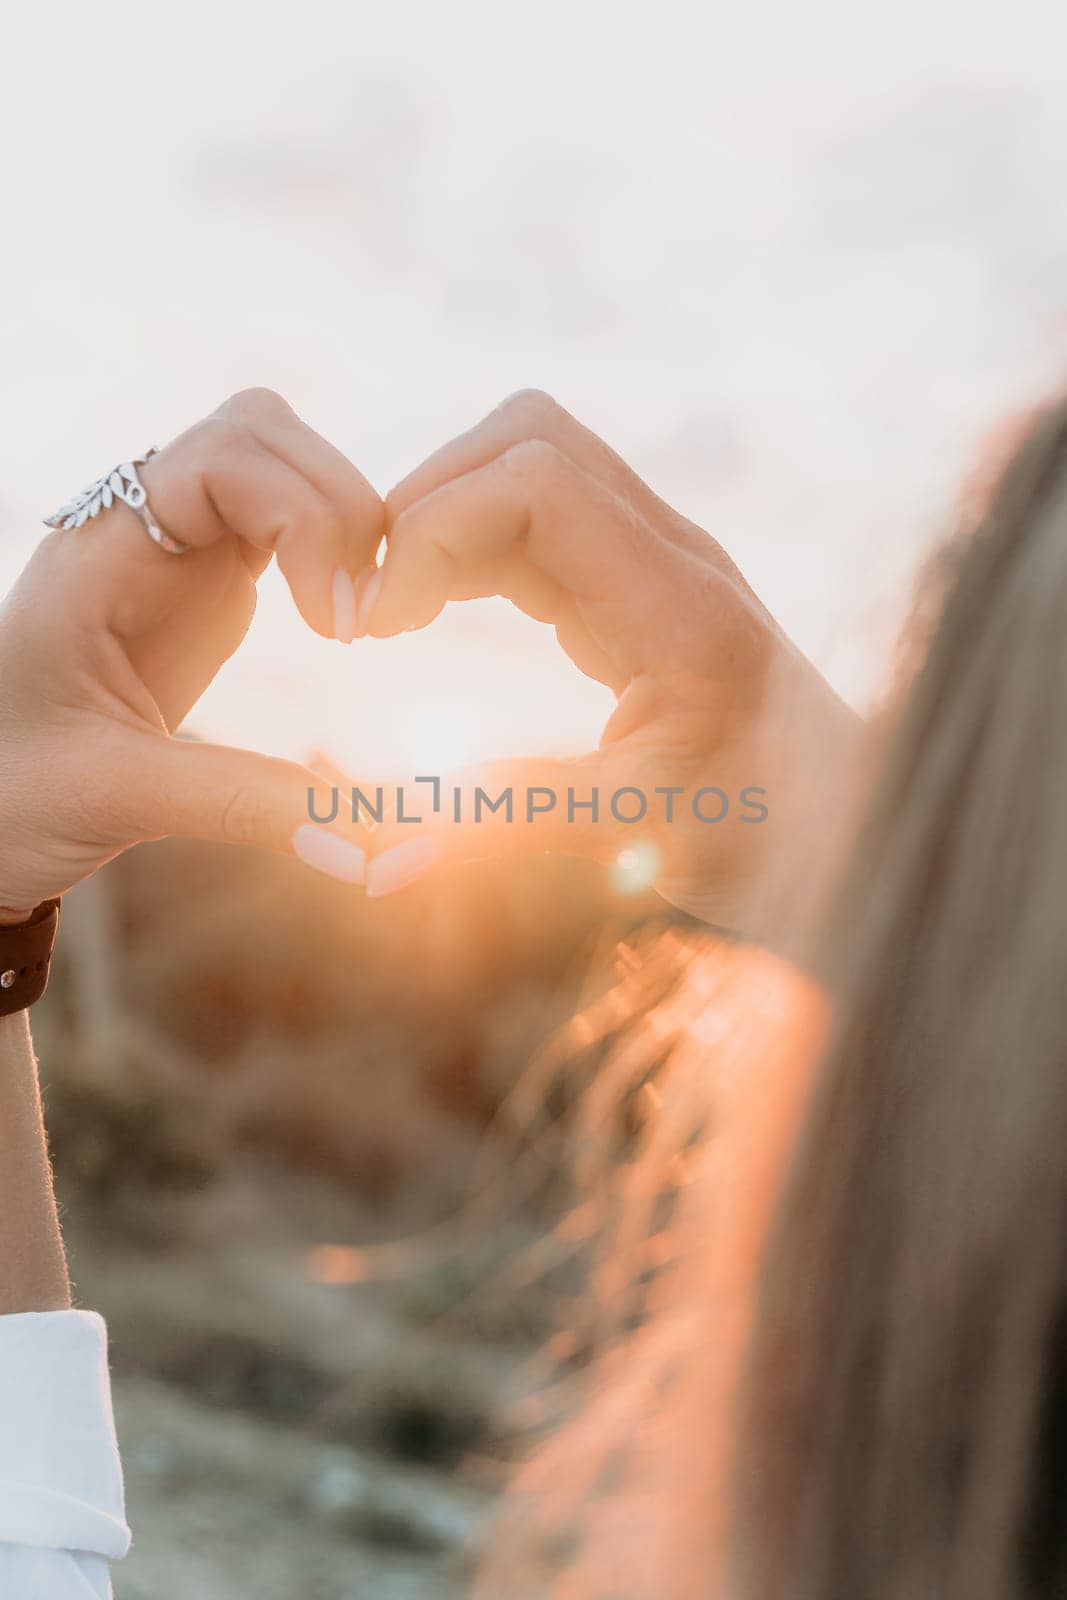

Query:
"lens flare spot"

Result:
[[305, 1244, 371, 1285], [612, 839, 661, 894]]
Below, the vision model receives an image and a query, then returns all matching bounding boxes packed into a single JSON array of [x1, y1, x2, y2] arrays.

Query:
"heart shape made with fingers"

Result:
[[277, 387, 846, 928], [17, 386, 849, 933]]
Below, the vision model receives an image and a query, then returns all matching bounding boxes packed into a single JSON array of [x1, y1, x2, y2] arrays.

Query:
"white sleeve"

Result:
[[0, 1311, 130, 1599]]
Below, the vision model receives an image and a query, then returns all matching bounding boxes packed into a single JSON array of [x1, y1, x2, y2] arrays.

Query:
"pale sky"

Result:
[[4, 0, 1065, 775]]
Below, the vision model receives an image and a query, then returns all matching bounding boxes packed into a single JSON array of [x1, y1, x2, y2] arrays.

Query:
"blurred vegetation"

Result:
[[39, 837, 670, 1211], [34, 835, 683, 1599]]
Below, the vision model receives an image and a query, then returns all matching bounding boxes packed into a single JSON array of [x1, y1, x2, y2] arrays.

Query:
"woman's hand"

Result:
[[359, 390, 860, 930], [0, 388, 380, 918]]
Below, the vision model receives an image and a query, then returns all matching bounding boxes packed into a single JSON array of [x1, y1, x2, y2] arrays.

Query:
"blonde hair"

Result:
[[735, 398, 1067, 1599], [480, 398, 1067, 1598]]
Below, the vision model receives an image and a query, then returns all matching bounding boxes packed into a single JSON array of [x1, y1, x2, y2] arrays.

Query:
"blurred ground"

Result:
[[37, 839, 667, 1598], [67, 1167, 500, 1600], [65, 1163, 524, 1600]]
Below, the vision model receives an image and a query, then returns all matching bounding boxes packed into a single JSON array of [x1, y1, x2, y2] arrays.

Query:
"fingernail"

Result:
[[332, 569, 357, 644], [366, 837, 442, 897], [354, 569, 382, 639], [292, 824, 366, 884]]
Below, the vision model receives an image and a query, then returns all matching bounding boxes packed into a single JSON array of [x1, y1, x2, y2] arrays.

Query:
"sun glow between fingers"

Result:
[[401, 702, 478, 774]]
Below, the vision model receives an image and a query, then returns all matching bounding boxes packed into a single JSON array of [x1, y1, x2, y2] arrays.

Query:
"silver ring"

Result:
[[43, 449, 189, 556]]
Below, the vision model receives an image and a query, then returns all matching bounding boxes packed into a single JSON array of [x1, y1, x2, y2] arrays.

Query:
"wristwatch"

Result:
[[0, 900, 60, 1017]]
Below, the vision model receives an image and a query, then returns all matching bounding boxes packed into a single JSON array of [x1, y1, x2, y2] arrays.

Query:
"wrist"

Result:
[[0, 900, 61, 1016], [0, 1008, 71, 1313]]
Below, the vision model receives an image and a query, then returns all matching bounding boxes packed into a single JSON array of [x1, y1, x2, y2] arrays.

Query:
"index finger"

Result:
[[69, 390, 383, 641], [387, 389, 712, 564], [367, 439, 677, 656], [229, 389, 385, 577]]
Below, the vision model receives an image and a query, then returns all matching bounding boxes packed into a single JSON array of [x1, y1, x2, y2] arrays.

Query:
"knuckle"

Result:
[[198, 413, 251, 461], [316, 502, 346, 549], [220, 387, 293, 424], [501, 437, 569, 484], [283, 490, 342, 546], [495, 387, 561, 430], [219, 781, 276, 847]]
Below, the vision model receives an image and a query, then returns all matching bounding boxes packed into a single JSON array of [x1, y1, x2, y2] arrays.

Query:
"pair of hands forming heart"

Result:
[[0, 388, 859, 932]]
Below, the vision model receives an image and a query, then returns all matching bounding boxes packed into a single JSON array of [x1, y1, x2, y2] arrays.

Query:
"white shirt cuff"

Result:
[[0, 1310, 130, 1560]]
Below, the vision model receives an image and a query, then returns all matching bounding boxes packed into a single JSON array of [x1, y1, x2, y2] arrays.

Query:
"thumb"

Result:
[[362, 753, 644, 897], [122, 734, 369, 883]]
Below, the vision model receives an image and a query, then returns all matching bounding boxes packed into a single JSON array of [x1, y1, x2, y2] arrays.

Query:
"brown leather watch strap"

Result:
[[0, 899, 60, 1017]]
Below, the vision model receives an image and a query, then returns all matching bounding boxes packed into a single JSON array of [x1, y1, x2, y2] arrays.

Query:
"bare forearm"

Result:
[[0, 1012, 70, 1313]]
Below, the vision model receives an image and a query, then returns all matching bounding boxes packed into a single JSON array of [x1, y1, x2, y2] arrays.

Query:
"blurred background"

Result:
[[4, 1, 1067, 1594]]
